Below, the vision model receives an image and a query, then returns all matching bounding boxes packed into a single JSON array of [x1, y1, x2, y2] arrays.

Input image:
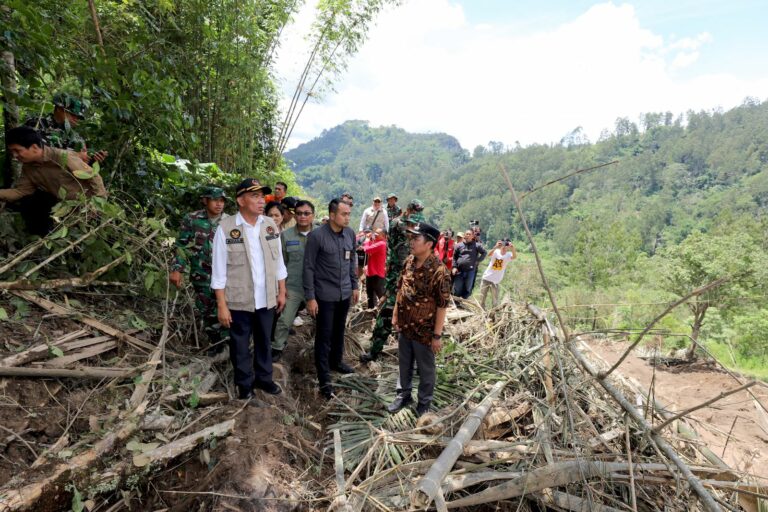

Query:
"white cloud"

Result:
[[275, 1, 768, 151]]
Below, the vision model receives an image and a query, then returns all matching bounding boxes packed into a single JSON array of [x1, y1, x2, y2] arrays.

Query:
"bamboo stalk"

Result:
[[11, 291, 154, 351], [410, 380, 507, 509], [567, 343, 723, 512], [0, 329, 89, 367], [0, 366, 135, 380]]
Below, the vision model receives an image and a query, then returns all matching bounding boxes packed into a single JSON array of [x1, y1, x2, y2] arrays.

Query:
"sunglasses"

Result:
[[295, 211, 313, 216]]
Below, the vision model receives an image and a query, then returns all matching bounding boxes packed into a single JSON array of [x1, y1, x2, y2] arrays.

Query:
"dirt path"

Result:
[[585, 339, 768, 481]]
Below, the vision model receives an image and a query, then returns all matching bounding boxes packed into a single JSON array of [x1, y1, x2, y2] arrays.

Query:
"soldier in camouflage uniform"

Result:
[[360, 199, 425, 363], [24, 93, 108, 164], [386, 192, 401, 220], [170, 186, 230, 353]]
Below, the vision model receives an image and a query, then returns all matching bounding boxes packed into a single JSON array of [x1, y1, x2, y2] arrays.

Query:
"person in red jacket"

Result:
[[435, 230, 455, 270], [363, 228, 388, 308]]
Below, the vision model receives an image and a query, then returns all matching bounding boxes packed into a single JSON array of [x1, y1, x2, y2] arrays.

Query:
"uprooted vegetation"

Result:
[[1, 201, 767, 511]]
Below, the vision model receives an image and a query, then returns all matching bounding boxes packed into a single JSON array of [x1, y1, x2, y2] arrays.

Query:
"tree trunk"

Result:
[[686, 304, 708, 361], [1, 51, 19, 187]]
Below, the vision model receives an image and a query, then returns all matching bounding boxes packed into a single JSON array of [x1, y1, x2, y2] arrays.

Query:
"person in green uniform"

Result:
[[169, 186, 230, 354], [271, 199, 315, 361], [386, 192, 401, 220], [24, 93, 108, 164], [360, 199, 425, 363]]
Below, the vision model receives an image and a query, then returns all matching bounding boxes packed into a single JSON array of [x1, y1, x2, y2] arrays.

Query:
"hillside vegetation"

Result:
[[286, 101, 768, 376]]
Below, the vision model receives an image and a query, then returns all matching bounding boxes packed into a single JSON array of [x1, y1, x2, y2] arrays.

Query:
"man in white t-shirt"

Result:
[[479, 239, 517, 310]]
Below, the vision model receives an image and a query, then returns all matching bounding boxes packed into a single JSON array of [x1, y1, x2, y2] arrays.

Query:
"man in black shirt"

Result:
[[452, 229, 487, 299], [304, 198, 360, 399]]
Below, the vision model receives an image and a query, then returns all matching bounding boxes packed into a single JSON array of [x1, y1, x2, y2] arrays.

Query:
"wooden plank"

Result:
[[0, 329, 90, 367]]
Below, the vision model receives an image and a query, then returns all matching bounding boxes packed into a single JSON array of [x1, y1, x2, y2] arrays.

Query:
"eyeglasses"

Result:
[[295, 211, 313, 217]]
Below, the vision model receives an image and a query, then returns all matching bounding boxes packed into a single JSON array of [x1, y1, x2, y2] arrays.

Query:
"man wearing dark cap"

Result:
[[386, 193, 401, 220], [280, 196, 298, 231], [25, 93, 108, 164], [361, 199, 425, 363], [211, 178, 287, 400], [387, 222, 450, 417], [303, 198, 359, 399], [170, 186, 230, 354]]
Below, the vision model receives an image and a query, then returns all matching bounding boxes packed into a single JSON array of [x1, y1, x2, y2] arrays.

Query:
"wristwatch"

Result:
[[432, 333, 441, 340]]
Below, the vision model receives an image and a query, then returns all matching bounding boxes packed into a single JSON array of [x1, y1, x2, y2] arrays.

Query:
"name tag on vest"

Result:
[[226, 239, 244, 244], [265, 234, 279, 241]]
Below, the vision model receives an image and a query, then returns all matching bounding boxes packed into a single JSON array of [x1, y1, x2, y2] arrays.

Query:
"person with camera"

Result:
[[451, 229, 487, 299], [479, 239, 517, 309]]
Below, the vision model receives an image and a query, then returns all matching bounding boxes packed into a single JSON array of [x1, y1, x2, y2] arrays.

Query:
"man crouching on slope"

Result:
[[211, 178, 287, 401]]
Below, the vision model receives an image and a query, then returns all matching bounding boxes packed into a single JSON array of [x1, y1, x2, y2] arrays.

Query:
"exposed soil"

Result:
[[584, 338, 768, 481]]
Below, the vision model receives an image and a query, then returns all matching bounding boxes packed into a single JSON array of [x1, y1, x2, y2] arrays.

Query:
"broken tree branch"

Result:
[[0, 366, 136, 380]]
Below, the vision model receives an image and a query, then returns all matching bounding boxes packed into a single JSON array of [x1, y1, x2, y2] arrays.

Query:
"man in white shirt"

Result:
[[479, 239, 517, 310], [211, 178, 288, 400], [359, 196, 389, 233]]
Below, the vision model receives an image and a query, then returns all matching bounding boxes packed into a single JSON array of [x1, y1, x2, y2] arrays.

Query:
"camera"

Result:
[[469, 219, 479, 227], [501, 238, 511, 247]]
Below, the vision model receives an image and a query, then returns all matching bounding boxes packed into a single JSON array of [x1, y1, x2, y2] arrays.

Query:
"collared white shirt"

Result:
[[211, 213, 287, 309]]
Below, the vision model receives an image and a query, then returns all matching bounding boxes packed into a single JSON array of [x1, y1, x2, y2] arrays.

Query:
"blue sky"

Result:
[[277, 1, 768, 150]]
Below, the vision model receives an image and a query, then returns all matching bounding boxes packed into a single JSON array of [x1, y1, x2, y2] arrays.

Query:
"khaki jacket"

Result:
[[219, 215, 282, 311], [0, 147, 107, 202]]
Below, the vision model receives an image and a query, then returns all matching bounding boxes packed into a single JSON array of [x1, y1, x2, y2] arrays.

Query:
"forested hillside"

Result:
[[288, 100, 768, 373]]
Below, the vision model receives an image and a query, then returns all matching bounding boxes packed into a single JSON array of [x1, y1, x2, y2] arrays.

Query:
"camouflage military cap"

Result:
[[407, 198, 424, 212], [405, 211, 425, 224], [200, 186, 228, 199], [387, 192, 398, 200], [53, 93, 87, 119]]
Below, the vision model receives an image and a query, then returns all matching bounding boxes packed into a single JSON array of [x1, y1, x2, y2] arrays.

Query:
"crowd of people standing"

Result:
[[0, 93, 518, 417]]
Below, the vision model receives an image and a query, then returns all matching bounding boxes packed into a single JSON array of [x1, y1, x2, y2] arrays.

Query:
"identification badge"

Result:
[[266, 234, 279, 241], [344, 250, 351, 260]]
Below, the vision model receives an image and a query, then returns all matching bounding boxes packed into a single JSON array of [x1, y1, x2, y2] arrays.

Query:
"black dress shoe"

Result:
[[272, 349, 283, 362], [238, 387, 255, 400], [387, 394, 413, 413], [359, 352, 378, 363], [331, 362, 355, 374], [415, 402, 431, 417], [320, 385, 334, 400], [254, 381, 282, 395]]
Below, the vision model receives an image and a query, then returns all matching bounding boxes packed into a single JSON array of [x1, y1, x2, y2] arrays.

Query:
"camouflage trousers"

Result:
[[369, 264, 403, 356], [193, 283, 228, 346]]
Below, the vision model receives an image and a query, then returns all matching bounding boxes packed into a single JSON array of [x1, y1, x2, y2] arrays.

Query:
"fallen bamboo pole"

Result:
[[410, 380, 507, 510], [0, 329, 89, 367], [0, 366, 135, 380], [12, 291, 155, 352], [567, 342, 723, 512]]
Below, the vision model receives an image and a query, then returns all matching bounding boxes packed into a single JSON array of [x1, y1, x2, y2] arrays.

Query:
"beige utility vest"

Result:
[[219, 214, 281, 311]]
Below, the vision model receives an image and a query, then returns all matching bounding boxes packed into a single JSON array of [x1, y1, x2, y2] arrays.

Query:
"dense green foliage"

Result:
[[287, 102, 768, 374]]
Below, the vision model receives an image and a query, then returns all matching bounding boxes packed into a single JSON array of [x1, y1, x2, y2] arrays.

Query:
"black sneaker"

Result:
[[387, 395, 413, 414], [272, 349, 283, 362], [254, 381, 282, 395], [359, 352, 378, 363], [320, 385, 334, 400], [415, 402, 431, 417]]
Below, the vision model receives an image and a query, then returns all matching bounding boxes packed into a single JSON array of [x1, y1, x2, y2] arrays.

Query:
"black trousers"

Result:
[[365, 275, 385, 308], [314, 298, 351, 388], [8, 190, 58, 236], [229, 308, 275, 394]]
